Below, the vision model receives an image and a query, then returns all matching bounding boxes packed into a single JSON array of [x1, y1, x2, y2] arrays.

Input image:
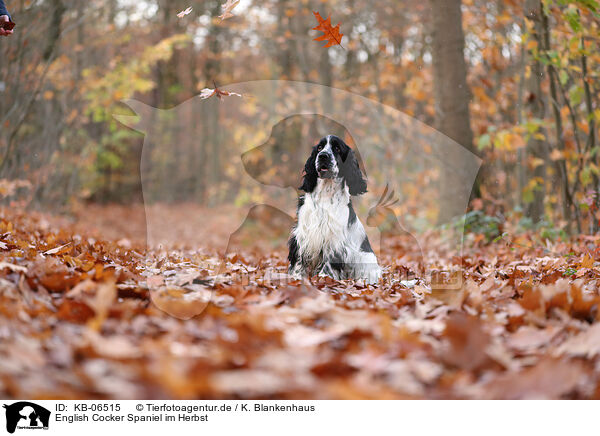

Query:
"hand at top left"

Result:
[[0, 15, 14, 36]]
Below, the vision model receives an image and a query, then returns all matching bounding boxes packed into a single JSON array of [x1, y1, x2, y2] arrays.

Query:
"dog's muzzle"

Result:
[[316, 152, 335, 178]]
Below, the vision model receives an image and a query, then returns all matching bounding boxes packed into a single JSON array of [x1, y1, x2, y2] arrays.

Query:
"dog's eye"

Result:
[[317, 144, 324, 151], [333, 144, 340, 153]]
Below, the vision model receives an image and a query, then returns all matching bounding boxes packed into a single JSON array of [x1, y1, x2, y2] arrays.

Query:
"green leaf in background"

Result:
[[477, 133, 491, 150], [580, 166, 593, 186], [576, 0, 599, 12], [565, 5, 582, 32], [559, 70, 569, 86], [569, 84, 584, 105]]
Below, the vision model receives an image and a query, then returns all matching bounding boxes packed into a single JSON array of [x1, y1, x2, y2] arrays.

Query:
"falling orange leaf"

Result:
[[219, 0, 240, 21], [312, 11, 344, 49]]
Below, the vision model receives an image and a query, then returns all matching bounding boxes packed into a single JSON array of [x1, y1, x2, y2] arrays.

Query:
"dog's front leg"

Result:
[[318, 262, 342, 280], [289, 262, 307, 281]]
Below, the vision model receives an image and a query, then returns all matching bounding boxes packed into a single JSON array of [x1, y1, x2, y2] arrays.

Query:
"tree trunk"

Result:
[[523, 0, 547, 224], [430, 0, 476, 221], [44, 0, 65, 61], [580, 26, 598, 233], [206, 1, 224, 203], [540, 2, 575, 232], [319, 47, 333, 114], [276, 0, 293, 79]]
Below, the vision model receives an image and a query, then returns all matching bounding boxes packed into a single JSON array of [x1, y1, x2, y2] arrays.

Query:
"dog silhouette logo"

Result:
[[2, 402, 50, 433]]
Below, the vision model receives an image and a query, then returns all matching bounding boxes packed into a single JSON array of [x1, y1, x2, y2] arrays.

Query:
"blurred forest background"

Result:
[[1, 0, 600, 237]]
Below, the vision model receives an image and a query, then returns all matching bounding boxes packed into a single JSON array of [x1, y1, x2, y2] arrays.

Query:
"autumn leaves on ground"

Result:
[[1, 203, 599, 400]]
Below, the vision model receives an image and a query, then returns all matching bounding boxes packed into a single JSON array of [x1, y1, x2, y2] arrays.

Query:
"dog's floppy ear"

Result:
[[340, 146, 367, 196], [299, 147, 318, 193]]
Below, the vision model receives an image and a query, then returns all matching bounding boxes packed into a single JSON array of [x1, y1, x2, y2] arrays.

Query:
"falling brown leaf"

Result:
[[176, 7, 193, 18], [198, 82, 242, 100], [218, 0, 240, 21]]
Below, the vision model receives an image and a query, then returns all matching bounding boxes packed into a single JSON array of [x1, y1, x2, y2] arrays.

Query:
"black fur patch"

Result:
[[347, 202, 357, 227], [360, 236, 374, 253], [297, 195, 305, 211], [325, 250, 346, 274], [288, 235, 299, 269], [329, 136, 349, 160], [340, 148, 367, 196], [299, 145, 319, 193]]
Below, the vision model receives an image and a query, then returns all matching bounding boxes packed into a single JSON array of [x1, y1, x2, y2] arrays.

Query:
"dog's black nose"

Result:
[[317, 152, 331, 168]]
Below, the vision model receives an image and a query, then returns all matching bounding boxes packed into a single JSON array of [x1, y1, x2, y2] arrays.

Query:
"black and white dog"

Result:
[[288, 135, 381, 284]]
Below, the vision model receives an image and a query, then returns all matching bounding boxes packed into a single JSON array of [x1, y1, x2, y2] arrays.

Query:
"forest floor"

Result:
[[1, 203, 600, 399]]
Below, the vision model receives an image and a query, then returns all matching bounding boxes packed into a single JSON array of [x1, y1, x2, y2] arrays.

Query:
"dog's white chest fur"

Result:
[[288, 135, 382, 284], [294, 179, 349, 264]]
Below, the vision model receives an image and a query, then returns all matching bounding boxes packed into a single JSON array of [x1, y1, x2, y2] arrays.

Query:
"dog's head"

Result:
[[300, 135, 367, 196]]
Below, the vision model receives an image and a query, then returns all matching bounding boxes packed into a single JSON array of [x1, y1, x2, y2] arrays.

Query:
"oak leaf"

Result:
[[312, 11, 344, 49]]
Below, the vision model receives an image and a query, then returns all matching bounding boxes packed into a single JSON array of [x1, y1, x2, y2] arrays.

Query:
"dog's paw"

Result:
[[289, 265, 307, 282], [365, 266, 382, 285], [317, 263, 338, 280]]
